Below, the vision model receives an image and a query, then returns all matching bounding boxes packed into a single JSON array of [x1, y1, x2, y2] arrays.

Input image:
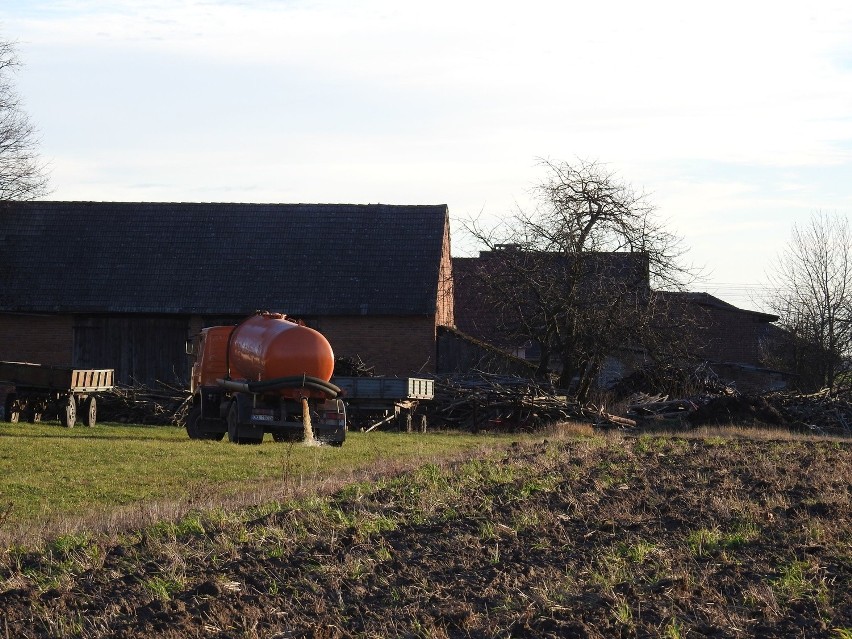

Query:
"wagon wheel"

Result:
[[59, 395, 77, 428], [4, 394, 20, 423], [3, 395, 18, 423], [27, 407, 43, 423], [81, 396, 97, 427]]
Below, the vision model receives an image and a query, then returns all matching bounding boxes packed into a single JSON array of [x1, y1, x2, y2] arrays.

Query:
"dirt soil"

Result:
[[1, 433, 851, 638]]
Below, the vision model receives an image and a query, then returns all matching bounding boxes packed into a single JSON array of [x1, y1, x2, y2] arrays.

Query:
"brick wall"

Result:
[[0, 313, 73, 365], [316, 315, 438, 376], [436, 221, 455, 327], [0, 313, 74, 411], [0, 312, 439, 391], [689, 306, 771, 365]]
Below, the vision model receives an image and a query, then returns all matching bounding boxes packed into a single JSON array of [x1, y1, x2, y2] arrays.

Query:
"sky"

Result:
[[4, 0, 852, 312]]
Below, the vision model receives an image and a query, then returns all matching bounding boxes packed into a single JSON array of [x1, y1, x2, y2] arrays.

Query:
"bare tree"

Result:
[[519, 158, 694, 287], [0, 39, 49, 201], [765, 212, 852, 390], [461, 158, 695, 398]]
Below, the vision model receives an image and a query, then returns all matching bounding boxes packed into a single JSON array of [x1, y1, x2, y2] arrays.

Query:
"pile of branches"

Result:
[[334, 355, 374, 377], [609, 362, 737, 400], [424, 372, 582, 432], [751, 388, 852, 435], [97, 383, 191, 425], [625, 393, 698, 424], [599, 364, 852, 435], [589, 363, 739, 430]]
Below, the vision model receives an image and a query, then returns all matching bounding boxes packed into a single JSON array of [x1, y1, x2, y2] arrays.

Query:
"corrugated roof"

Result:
[[0, 202, 449, 316]]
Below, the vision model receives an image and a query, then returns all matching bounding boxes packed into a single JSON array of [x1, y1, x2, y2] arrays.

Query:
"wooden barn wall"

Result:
[[436, 326, 538, 377], [73, 316, 191, 387]]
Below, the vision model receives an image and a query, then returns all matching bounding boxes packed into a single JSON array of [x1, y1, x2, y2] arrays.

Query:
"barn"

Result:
[[0, 202, 454, 386], [451, 249, 792, 391], [653, 291, 792, 391]]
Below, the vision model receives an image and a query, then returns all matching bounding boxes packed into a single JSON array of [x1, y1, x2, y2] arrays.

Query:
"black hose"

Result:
[[246, 375, 340, 397]]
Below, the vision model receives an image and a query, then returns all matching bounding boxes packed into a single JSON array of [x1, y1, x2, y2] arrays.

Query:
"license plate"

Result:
[[252, 414, 273, 421]]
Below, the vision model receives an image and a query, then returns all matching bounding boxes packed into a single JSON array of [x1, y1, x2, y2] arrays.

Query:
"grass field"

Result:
[[0, 420, 516, 544]]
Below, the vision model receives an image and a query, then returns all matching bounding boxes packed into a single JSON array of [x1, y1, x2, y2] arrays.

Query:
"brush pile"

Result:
[[601, 363, 852, 436], [609, 362, 738, 399], [97, 383, 191, 425], [423, 372, 582, 432], [761, 388, 852, 434], [333, 355, 375, 377]]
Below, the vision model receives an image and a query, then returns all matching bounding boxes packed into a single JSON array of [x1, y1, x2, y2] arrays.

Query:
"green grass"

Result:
[[770, 559, 830, 606], [0, 421, 512, 531]]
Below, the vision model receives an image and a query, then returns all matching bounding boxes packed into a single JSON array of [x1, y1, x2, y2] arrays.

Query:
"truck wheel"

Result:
[[186, 405, 225, 440], [4, 395, 20, 423], [59, 396, 76, 428], [227, 402, 262, 444], [81, 396, 97, 427], [227, 402, 240, 443], [186, 405, 203, 439]]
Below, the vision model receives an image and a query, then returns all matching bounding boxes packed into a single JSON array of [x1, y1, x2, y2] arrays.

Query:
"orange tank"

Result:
[[229, 313, 334, 383]]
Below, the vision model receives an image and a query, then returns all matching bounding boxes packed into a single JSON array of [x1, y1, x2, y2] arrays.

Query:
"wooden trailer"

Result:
[[0, 361, 114, 428]]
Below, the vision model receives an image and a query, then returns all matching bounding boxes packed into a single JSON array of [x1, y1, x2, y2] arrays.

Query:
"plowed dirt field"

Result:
[[2, 433, 850, 638]]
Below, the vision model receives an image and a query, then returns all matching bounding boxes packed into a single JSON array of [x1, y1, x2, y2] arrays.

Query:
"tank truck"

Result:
[[184, 311, 345, 445]]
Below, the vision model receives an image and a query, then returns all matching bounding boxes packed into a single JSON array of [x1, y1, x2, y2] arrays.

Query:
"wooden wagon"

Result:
[[0, 361, 114, 428]]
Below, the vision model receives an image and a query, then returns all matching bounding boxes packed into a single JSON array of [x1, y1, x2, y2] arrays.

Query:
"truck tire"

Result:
[[227, 402, 239, 443], [185, 405, 225, 441], [81, 396, 97, 427], [227, 402, 262, 444], [59, 395, 76, 428], [186, 405, 203, 439], [23, 400, 43, 423]]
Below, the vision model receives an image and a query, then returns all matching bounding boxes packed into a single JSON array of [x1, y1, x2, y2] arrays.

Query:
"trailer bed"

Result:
[[331, 376, 433, 400], [331, 376, 433, 433], [0, 361, 114, 392]]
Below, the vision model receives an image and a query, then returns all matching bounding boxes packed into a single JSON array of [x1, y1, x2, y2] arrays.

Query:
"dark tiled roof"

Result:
[[0, 202, 449, 315], [655, 291, 778, 322]]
